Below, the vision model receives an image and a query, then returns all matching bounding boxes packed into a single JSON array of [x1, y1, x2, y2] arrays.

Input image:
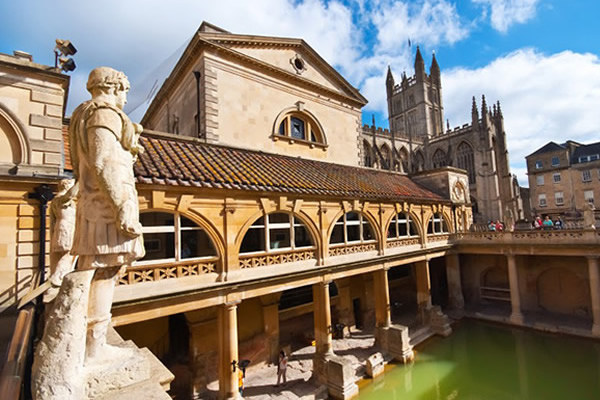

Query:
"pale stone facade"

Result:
[[360, 48, 528, 224], [141, 22, 366, 167], [527, 140, 600, 223]]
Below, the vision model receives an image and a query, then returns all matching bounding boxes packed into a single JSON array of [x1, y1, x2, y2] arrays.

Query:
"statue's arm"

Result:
[[88, 126, 142, 237]]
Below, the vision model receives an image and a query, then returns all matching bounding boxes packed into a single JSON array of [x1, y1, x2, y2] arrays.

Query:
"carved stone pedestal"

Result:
[[383, 324, 414, 363], [326, 355, 359, 400]]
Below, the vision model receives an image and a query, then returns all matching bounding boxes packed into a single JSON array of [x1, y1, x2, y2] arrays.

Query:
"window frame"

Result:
[[427, 212, 449, 235], [536, 175, 545, 186], [387, 212, 419, 240], [330, 212, 377, 246], [551, 156, 560, 167], [535, 160, 543, 169], [553, 173, 561, 183], [583, 170, 592, 182], [538, 193, 547, 207], [137, 211, 217, 266], [239, 213, 315, 256], [274, 110, 327, 148], [584, 190, 595, 204], [554, 191, 564, 206]]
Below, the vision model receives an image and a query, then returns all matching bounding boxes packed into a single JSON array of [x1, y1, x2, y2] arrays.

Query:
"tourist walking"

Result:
[[276, 350, 288, 386]]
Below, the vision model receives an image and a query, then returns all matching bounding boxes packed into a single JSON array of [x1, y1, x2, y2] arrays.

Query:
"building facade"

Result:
[[359, 47, 527, 224], [2, 23, 600, 400], [527, 140, 600, 222]]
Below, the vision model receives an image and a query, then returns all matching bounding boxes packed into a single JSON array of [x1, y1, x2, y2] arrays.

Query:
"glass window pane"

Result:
[[181, 229, 216, 259], [140, 212, 174, 227], [408, 221, 417, 236], [347, 225, 360, 241], [240, 227, 265, 253], [180, 215, 198, 228], [279, 121, 286, 135], [427, 219, 434, 234], [269, 213, 289, 224], [362, 222, 374, 241], [140, 232, 175, 261], [399, 221, 408, 236], [387, 218, 397, 238], [346, 212, 359, 221], [269, 228, 291, 250], [331, 224, 344, 244], [252, 217, 265, 226], [294, 225, 313, 247], [290, 117, 305, 140]]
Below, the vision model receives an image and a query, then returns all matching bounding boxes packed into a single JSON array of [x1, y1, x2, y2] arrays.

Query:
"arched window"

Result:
[[399, 147, 409, 173], [138, 212, 217, 263], [380, 144, 391, 169], [432, 149, 447, 168], [240, 213, 314, 254], [275, 110, 325, 145], [427, 212, 449, 234], [330, 212, 375, 245], [413, 151, 425, 172], [457, 141, 475, 183], [363, 140, 373, 167], [387, 212, 418, 239]]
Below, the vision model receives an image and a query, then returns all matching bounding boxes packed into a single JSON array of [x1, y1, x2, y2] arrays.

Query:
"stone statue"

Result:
[[69, 66, 145, 360], [32, 67, 152, 400], [504, 207, 515, 232], [44, 179, 78, 303], [583, 202, 596, 230]]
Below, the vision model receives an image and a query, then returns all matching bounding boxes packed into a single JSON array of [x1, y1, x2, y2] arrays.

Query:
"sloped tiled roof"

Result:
[[134, 133, 446, 203], [571, 141, 600, 163], [526, 141, 565, 158]]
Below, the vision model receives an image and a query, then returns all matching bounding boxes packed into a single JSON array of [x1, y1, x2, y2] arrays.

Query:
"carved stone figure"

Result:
[[32, 67, 152, 400], [583, 202, 596, 230], [44, 179, 78, 303], [504, 207, 515, 232]]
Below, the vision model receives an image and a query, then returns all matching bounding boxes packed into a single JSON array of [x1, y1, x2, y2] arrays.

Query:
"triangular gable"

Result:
[[198, 32, 367, 105], [526, 141, 565, 158]]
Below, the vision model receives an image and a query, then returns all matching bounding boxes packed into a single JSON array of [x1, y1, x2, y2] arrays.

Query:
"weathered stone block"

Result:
[[326, 355, 358, 400], [30, 114, 62, 129], [365, 352, 384, 378], [386, 324, 414, 363], [31, 90, 63, 106]]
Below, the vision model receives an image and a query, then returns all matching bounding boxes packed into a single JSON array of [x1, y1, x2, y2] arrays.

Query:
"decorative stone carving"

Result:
[[44, 179, 78, 303], [32, 67, 171, 399], [504, 207, 515, 232], [583, 202, 596, 230]]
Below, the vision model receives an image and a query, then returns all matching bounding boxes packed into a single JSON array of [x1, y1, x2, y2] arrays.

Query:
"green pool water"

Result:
[[357, 320, 600, 400]]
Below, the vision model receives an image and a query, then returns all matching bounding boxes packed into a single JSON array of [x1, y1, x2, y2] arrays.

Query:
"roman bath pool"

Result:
[[357, 320, 600, 399]]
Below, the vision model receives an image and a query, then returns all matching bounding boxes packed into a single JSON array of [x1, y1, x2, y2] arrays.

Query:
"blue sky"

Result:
[[2, 0, 600, 186]]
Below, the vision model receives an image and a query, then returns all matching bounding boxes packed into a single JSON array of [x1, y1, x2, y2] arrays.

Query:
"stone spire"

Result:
[[430, 51, 440, 83], [414, 46, 425, 81], [496, 100, 503, 118], [471, 96, 479, 129], [386, 65, 395, 97], [481, 95, 489, 128]]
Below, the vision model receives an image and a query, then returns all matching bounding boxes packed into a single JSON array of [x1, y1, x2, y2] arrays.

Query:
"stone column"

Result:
[[415, 260, 432, 323], [373, 268, 391, 350], [587, 256, 600, 336], [313, 281, 333, 383], [218, 300, 240, 400], [445, 253, 465, 311], [507, 254, 524, 324], [336, 278, 354, 333]]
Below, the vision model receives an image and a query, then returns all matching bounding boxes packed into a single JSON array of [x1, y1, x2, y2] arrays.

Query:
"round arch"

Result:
[[480, 266, 509, 289], [138, 208, 225, 263], [326, 209, 381, 248], [537, 267, 590, 316], [0, 102, 31, 165], [383, 209, 423, 240], [235, 209, 321, 256], [272, 105, 328, 145]]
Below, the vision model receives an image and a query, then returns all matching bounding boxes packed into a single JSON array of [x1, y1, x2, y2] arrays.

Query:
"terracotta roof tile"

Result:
[[134, 134, 446, 203]]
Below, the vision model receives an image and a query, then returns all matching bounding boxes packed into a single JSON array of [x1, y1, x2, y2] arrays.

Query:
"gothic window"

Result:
[[240, 213, 314, 254], [387, 212, 418, 239], [363, 140, 373, 167], [456, 142, 475, 183], [330, 212, 375, 245], [413, 151, 425, 172], [427, 212, 449, 235], [432, 149, 447, 168], [138, 212, 217, 263], [399, 147, 409, 173], [381, 144, 392, 169]]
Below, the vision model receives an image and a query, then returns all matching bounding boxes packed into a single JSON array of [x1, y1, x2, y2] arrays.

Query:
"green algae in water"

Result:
[[357, 320, 600, 400]]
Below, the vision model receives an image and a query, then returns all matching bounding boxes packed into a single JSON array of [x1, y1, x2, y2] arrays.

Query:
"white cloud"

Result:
[[443, 49, 600, 186], [372, 0, 468, 52], [472, 0, 540, 33]]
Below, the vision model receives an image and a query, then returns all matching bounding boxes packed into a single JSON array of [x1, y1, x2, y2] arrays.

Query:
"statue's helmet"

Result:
[[86, 67, 130, 93]]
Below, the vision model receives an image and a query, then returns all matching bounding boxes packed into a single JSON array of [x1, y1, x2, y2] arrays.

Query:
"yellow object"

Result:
[[311, 340, 316, 346]]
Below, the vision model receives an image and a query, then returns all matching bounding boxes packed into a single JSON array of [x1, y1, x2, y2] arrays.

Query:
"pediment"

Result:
[[200, 33, 366, 105]]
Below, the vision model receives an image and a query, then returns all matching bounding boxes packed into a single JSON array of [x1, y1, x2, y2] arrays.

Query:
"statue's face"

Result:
[[115, 87, 128, 110]]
